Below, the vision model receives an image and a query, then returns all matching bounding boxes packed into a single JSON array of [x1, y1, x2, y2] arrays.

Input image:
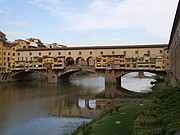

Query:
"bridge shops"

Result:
[[2, 45, 169, 84], [14, 45, 170, 71]]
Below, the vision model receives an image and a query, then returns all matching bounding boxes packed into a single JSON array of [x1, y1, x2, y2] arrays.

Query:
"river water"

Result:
[[0, 72, 155, 135]]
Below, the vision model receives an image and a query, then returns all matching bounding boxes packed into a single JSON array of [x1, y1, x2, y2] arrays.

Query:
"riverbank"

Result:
[[68, 83, 180, 135], [133, 83, 180, 135], [68, 103, 144, 135]]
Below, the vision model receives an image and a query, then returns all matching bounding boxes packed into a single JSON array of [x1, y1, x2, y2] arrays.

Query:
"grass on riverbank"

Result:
[[70, 103, 143, 135], [133, 83, 180, 135]]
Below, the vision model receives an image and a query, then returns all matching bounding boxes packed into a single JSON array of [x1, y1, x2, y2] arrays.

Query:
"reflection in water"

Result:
[[121, 72, 155, 92], [0, 73, 154, 135]]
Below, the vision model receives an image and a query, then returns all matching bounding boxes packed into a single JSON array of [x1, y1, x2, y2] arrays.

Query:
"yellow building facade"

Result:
[[0, 31, 7, 73], [0, 32, 34, 73]]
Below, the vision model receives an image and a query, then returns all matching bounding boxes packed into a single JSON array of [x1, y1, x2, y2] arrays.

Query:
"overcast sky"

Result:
[[0, 0, 179, 46]]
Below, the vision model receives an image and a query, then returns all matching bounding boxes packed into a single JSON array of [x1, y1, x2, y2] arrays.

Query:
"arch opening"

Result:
[[86, 57, 95, 66], [66, 57, 74, 66], [120, 71, 156, 93], [76, 57, 86, 66], [12, 71, 48, 81]]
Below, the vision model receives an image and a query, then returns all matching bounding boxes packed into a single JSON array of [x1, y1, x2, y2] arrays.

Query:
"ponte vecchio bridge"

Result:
[[6, 44, 170, 84]]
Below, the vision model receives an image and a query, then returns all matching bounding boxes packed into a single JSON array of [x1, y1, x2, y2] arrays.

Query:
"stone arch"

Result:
[[58, 69, 80, 82], [76, 57, 86, 66], [116, 71, 157, 79], [66, 57, 74, 66], [11, 70, 48, 81], [11, 71, 32, 77], [86, 57, 95, 66]]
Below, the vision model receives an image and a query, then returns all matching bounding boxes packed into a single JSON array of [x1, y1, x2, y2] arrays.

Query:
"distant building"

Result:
[[0, 31, 7, 42], [26, 38, 46, 48], [46, 43, 67, 48]]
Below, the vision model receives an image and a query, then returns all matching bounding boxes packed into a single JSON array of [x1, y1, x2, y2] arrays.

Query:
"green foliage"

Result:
[[133, 83, 180, 135]]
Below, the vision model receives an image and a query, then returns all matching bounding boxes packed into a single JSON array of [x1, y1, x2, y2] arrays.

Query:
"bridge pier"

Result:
[[116, 77, 121, 87], [105, 70, 122, 86], [138, 71, 145, 78], [105, 72, 117, 84], [47, 70, 58, 83]]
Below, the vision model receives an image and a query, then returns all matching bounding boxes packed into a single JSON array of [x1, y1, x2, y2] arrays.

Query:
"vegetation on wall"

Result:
[[133, 83, 180, 135]]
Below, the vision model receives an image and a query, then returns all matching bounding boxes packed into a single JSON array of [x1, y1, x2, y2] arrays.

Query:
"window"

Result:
[[49, 52, 51, 55], [160, 50, 163, 53], [4, 52, 6, 55], [7, 57, 10, 61], [79, 51, 82, 55], [18, 53, 20, 56], [90, 51, 92, 55], [8, 52, 10, 55], [120, 60, 124, 62], [123, 51, 126, 55], [13, 53, 15, 56], [147, 50, 150, 54], [68, 52, 71, 55], [120, 55, 124, 58], [58, 52, 61, 55], [30, 52, 32, 55], [135, 50, 138, 54], [100, 51, 103, 55], [112, 51, 115, 54], [38, 58, 43, 62], [39, 52, 41, 56], [167, 57, 169, 59]]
